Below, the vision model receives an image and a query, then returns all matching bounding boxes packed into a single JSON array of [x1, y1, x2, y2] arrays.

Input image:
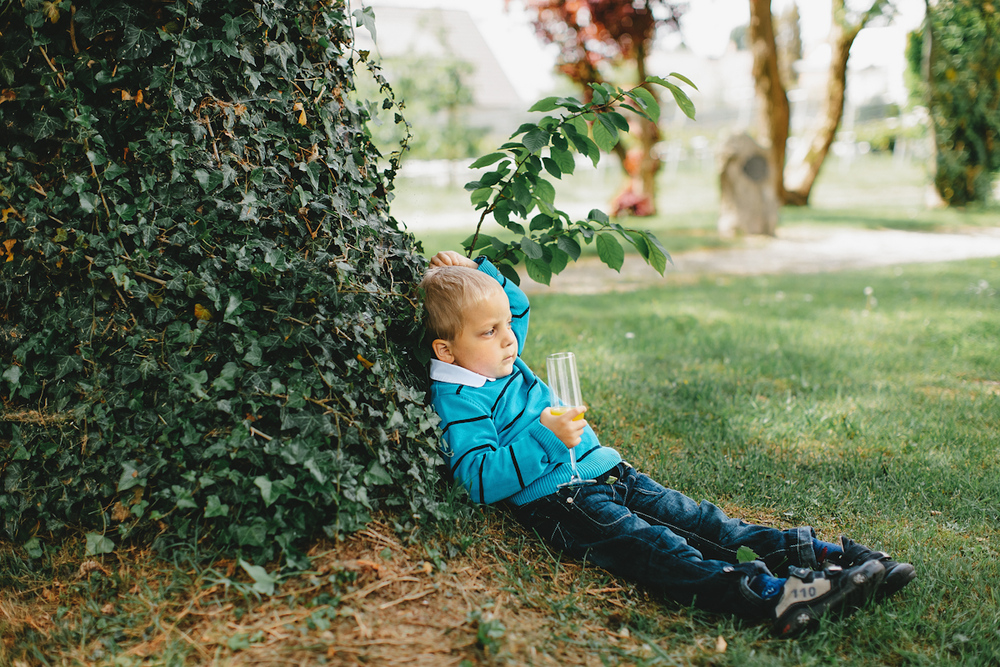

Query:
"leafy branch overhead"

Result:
[[461, 75, 696, 285]]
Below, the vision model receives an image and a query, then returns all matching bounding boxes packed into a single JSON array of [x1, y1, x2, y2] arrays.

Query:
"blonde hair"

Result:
[[420, 265, 502, 341]]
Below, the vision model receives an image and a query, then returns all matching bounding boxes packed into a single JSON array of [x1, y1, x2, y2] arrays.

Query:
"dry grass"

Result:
[[1, 513, 726, 666]]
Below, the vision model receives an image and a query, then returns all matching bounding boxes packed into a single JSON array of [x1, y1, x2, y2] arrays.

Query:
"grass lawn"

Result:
[[3, 252, 999, 665]]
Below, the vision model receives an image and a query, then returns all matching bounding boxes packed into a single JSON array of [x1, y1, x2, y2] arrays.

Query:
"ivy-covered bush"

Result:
[[0, 0, 447, 566], [909, 1, 1000, 205]]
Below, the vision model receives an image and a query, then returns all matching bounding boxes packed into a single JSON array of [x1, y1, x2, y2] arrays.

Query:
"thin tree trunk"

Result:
[[785, 0, 888, 206], [635, 40, 660, 214], [748, 0, 790, 203]]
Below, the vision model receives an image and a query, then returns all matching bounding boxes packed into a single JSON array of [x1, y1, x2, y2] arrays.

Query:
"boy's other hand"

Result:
[[540, 407, 588, 449], [430, 251, 478, 269]]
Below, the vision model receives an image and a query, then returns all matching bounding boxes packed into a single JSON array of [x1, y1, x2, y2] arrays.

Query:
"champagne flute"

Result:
[[546, 352, 595, 486]]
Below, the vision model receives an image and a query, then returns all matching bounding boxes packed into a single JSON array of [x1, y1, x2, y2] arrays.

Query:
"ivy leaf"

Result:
[[352, 7, 377, 43], [54, 354, 82, 380], [2, 365, 21, 389], [264, 41, 296, 72], [596, 233, 624, 272], [118, 460, 146, 492], [78, 191, 99, 214], [204, 495, 229, 518], [239, 559, 277, 596], [85, 533, 115, 556], [119, 24, 155, 60], [255, 476, 277, 507]]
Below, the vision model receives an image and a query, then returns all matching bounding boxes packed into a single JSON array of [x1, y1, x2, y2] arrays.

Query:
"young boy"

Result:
[[421, 251, 915, 637]]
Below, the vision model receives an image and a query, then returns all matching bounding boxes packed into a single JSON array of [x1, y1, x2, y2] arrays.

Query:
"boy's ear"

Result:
[[431, 338, 455, 364]]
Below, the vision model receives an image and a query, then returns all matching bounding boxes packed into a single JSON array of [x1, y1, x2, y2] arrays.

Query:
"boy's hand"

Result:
[[430, 251, 478, 269], [540, 406, 588, 449]]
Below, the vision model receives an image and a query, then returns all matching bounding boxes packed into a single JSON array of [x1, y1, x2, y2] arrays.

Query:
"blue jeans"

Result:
[[510, 463, 819, 620]]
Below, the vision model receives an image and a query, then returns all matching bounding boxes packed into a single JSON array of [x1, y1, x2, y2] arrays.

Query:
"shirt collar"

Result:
[[430, 358, 496, 388]]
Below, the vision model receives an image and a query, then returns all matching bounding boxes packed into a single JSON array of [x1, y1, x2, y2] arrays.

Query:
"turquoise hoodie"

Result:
[[429, 259, 621, 505]]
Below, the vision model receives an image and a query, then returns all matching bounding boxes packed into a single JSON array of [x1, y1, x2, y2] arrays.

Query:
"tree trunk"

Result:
[[635, 40, 661, 214], [785, 0, 888, 206], [748, 0, 790, 204]]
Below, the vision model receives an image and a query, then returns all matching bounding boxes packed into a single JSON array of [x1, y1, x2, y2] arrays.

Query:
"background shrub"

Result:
[[908, 1, 1000, 205], [0, 0, 448, 567]]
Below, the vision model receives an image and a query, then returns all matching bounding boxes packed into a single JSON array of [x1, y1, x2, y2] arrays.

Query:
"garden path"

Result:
[[519, 226, 1000, 295]]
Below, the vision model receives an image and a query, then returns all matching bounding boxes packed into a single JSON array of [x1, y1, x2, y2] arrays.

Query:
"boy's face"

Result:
[[433, 286, 517, 379]]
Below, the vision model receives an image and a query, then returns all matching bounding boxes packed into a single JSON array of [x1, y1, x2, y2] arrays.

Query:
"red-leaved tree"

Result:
[[519, 0, 686, 217]]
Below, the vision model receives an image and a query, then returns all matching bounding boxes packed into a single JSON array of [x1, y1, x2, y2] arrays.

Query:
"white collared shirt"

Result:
[[430, 358, 497, 388]]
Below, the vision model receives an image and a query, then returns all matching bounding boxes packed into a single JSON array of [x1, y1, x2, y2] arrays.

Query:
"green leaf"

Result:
[[463, 233, 496, 252], [2, 364, 21, 389], [542, 157, 562, 179], [522, 128, 549, 153], [665, 82, 697, 120], [240, 559, 277, 596], [468, 152, 507, 169], [524, 258, 552, 285], [557, 235, 582, 261], [529, 213, 553, 231], [470, 187, 494, 207], [548, 246, 569, 275], [629, 86, 661, 122], [647, 76, 697, 120], [533, 178, 556, 204], [587, 209, 610, 224], [528, 97, 559, 112], [54, 354, 82, 381], [596, 234, 624, 272], [592, 116, 619, 152], [606, 111, 630, 132], [644, 230, 672, 275], [204, 495, 230, 518], [627, 230, 650, 259], [353, 6, 377, 43], [118, 460, 145, 492], [244, 341, 263, 366], [85, 533, 115, 556], [24, 538, 43, 559], [737, 546, 759, 563], [550, 147, 576, 175], [78, 191, 99, 214], [589, 83, 609, 106], [255, 476, 277, 507], [510, 179, 532, 209], [496, 261, 521, 286], [364, 461, 393, 486], [668, 71, 699, 90], [520, 236, 544, 260]]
